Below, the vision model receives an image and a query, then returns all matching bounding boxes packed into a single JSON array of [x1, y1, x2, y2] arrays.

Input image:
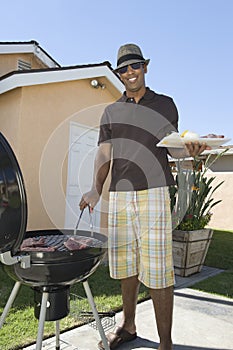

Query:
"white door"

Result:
[[64, 122, 101, 232]]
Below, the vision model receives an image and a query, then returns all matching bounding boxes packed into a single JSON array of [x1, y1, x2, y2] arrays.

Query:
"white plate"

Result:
[[157, 133, 231, 148]]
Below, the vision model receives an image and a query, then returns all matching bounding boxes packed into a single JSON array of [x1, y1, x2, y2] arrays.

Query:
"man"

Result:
[[79, 44, 208, 350]]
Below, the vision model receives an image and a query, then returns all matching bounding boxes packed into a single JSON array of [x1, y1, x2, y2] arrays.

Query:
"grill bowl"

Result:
[[4, 229, 107, 287]]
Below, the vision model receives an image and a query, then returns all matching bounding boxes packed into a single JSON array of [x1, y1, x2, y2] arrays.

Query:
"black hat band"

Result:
[[117, 53, 145, 66]]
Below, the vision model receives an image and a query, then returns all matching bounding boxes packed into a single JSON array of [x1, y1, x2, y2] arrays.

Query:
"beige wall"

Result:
[[207, 172, 233, 231], [0, 53, 49, 77], [0, 79, 120, 231], [206, 154, 233, 231], [0, 89, 22, 150]]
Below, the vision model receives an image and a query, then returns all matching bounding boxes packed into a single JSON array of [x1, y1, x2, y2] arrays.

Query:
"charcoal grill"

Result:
[[0, 132, 110, 350]]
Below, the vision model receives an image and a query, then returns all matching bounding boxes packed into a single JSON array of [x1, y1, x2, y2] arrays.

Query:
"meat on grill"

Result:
[[64, 236, 94, 251], [20, 237, 55, 251], [20, 234, 102, 252]]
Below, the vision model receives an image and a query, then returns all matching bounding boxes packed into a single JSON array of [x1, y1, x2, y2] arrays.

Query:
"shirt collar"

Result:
[[118, 87, 155, 103]]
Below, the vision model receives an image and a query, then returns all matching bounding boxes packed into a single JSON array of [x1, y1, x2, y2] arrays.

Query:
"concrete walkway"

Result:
[[23, 267, 233, 350]]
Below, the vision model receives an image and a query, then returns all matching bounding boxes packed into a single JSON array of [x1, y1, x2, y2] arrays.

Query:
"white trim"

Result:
[[0, 43, 36, 54], [33, 46, 59, 68], [0, 42, 59, 68], [168, 147, 233, 164], [0, 65, 124, 95], [199, 148, 233, 156], [69, 120, 99, 132]]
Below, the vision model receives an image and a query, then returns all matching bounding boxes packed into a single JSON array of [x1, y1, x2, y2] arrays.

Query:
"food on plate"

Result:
[[157, 131, 229, 149], [200, 133, 225, 138], [180, 130, 199, 140], [180, 131, 225, 141]]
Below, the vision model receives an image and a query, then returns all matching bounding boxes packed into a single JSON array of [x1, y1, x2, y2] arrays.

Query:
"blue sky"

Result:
[[1, 0, 233, 141]]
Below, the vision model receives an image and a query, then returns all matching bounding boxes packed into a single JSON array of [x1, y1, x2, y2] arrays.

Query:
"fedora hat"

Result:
[[115, 43, 150, 71]]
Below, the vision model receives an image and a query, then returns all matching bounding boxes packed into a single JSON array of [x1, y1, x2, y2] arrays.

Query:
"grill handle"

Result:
[[74, 206, 94, 237]]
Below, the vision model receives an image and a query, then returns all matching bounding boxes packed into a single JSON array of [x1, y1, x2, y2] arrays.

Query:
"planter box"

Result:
[[172, 228, 213, 277]]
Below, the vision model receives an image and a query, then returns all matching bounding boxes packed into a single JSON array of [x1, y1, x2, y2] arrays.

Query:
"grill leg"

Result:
[[55, 320, 60, 350], [36, 291, 49, 350], [83, 280, 110, 350], [0, 281, 21, 328]]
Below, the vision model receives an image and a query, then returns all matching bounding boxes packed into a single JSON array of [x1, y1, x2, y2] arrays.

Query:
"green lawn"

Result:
[[0, 229, 232, 350], [191, 229, 233, 298], [0, 263, 148, 350]]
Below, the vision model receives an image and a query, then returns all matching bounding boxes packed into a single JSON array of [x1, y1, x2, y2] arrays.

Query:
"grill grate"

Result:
[[20, 234, 103, 252]]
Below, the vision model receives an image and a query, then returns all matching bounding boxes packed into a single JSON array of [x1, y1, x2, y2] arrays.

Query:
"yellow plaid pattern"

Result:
[[108, 187, 175, 289]]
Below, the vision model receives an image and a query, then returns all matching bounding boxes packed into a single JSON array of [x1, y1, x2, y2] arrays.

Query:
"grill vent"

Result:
[[18, 59, 31, 70]]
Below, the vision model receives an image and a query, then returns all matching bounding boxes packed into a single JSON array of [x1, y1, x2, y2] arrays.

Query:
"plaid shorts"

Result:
[[108, 187, 175, 289]]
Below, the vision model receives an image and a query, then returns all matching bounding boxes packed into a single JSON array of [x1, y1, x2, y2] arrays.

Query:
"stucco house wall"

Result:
[[0, 88, 22, 149], [205, 152, 233, 231], [207, 171, 233, 230], [0, 40, 60, 77], [0, 53, 50, 77], [0, 77, 121, 231]]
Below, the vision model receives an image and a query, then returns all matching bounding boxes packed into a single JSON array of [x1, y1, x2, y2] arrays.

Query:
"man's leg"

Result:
[[150, 286, 173, 350], [97, 276, 139, 349], [119, 275, 140, 334]]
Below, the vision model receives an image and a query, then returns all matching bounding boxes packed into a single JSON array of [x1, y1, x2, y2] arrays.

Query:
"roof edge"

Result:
[[0, 40, 60, 68], [0, 61, 112, 81], [0, 63, 124, 95]]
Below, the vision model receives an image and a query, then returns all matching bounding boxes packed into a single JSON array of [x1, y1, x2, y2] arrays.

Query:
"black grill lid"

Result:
[[0, 133, 27, 254]]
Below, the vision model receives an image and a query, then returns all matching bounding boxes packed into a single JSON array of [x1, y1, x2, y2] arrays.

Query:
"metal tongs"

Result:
[[74, 205, 94, 237]]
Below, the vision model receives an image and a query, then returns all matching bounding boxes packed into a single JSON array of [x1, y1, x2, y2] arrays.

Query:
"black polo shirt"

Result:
[[98, 88, 178, 191]]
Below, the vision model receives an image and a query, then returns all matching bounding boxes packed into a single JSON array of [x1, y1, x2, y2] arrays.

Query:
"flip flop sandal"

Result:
[[98, 326, 137, 350]]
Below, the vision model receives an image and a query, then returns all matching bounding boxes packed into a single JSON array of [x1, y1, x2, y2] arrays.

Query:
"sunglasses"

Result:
[[117, 62, 144, 74]]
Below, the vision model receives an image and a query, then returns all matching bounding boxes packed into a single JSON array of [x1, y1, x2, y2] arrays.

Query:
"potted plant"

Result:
[[170, 151, 225, 277]]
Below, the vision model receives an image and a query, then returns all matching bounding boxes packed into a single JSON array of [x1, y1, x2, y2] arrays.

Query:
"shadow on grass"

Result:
[[0, 263, 148, 312]]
